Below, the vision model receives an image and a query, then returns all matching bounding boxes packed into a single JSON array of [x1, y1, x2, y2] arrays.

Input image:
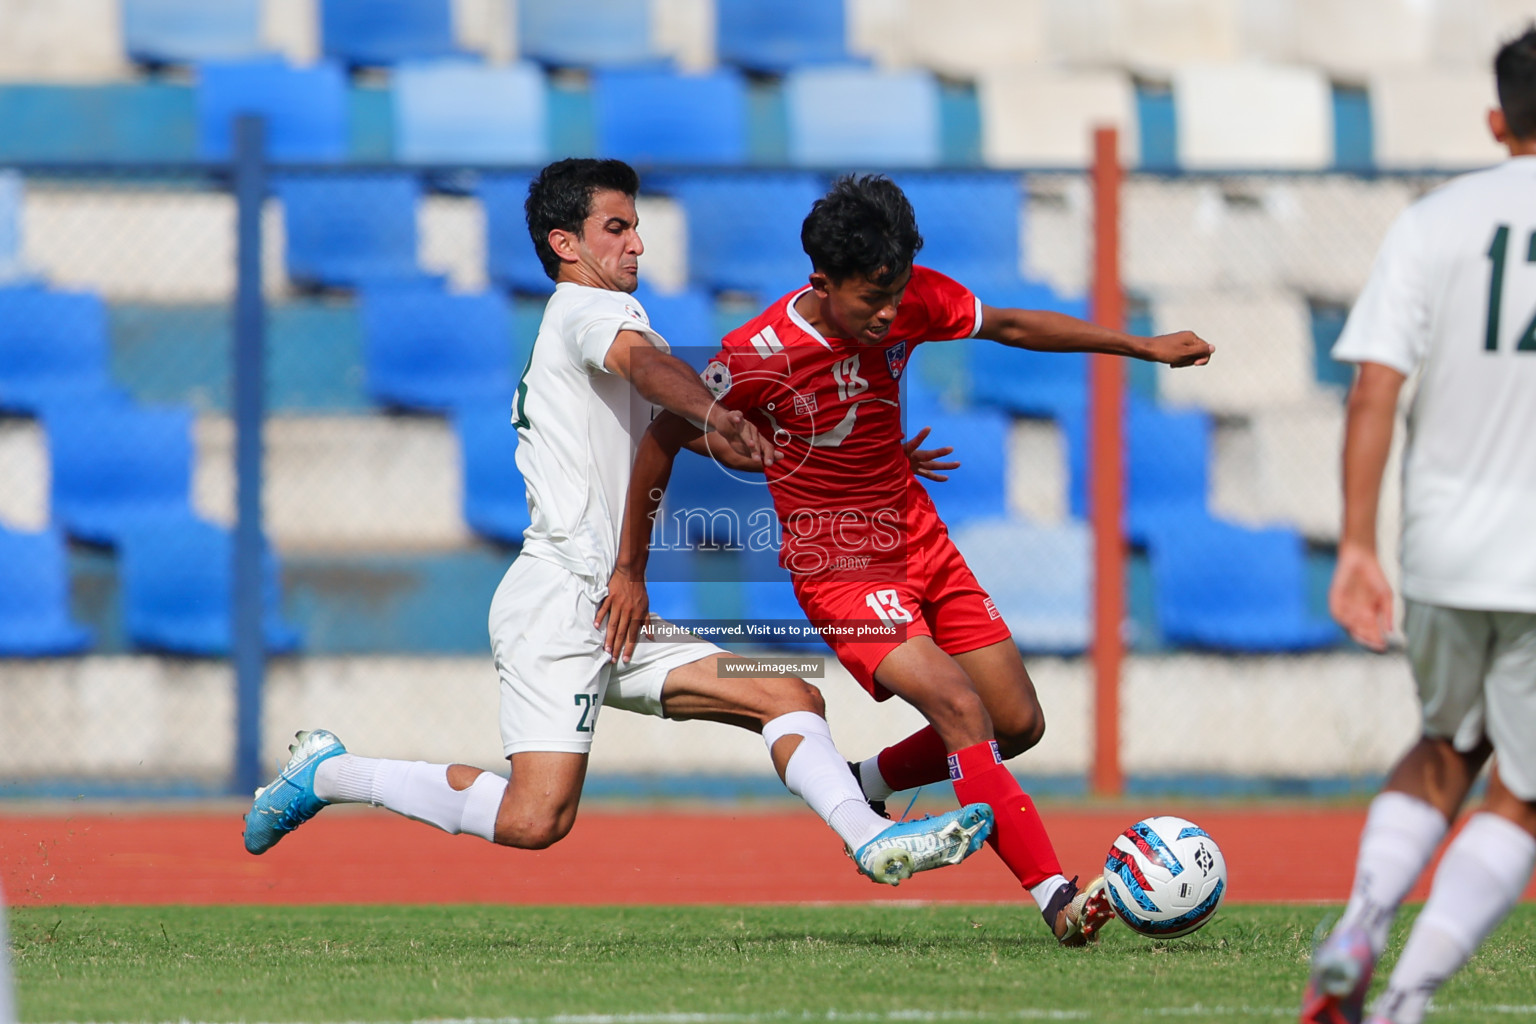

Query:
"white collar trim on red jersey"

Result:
[[784, 287, 834, 350]]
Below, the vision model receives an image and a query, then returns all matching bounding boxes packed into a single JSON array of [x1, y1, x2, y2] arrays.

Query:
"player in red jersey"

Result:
[[603, 175, 1213, 943]]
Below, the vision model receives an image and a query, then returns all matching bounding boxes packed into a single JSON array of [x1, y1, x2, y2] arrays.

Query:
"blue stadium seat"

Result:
[[786, 67, 941, 168], [645, 545, 703, 623], [658, 173, 825, 296], [716, 0, 847, 73], [662, 447, 777, 550], [197, 59, 348, 162], [480, 173, 552, 295], [894, 173, 1026, 291], [951, 517, 1090, 654], [594, 69, 749, 166], [320, 0, 458, 67], [46, 402, 194, 546], [123, 0, 264, 65], [0, 526, 93, 656], [121, 514, 301, 656], [1063, 397, 1214, 544], [276, 173, 421, 289], [913, 408, 1008, 527], [362, 287, 515, 411], [965, 280, 1089, 419], [1148, 516, 1340, 652], [394, 60, 547, 165], [518, 0, 657, 68], [0, 287, 119, 415], [0, 171, 23, 281], [633, 282, 718, 354], [453, 396, 528, 544]]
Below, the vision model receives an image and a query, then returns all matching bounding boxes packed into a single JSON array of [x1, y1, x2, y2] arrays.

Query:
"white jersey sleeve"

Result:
[[567, 289, 669, 373], [1332, 204, 1432, 376]]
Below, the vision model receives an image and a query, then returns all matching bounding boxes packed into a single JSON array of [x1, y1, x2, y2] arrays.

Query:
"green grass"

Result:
[[11, 904, 1536, 1022]]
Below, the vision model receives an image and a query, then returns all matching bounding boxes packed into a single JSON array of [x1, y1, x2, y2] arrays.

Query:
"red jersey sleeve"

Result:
[[905, 265, 982, 342]]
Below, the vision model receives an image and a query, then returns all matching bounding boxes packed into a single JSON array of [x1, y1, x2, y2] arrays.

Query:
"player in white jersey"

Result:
[[242, 158, 993, 886], [1301, 28, 1536, 1024]]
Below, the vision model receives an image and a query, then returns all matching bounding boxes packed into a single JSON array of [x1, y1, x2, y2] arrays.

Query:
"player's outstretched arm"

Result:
[[604, 331, 776, 467], [598, 412, 695, 662], [1329, 361, 1406, 653], [975, 305, 1213, 367]]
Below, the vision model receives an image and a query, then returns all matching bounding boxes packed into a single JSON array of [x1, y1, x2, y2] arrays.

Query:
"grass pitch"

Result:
[[12, 904, 1536, 1022]]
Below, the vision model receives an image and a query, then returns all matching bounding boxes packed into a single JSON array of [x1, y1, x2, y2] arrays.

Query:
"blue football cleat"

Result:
[[853, 802, 994, 885], [242, 729, 346, 855]]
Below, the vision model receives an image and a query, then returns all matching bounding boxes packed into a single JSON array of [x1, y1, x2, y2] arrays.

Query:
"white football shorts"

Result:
[[1405, 599, 1536, 800], [488, 553, 722, 756]]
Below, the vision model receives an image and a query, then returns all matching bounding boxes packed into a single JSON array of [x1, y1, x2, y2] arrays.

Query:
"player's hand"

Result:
[[708, 407, 778, 467], [1329, 542, 1395, 652], [596, 567, 649, 663], [903, 426, 961, 482], [1144, 331, 1214, 368]]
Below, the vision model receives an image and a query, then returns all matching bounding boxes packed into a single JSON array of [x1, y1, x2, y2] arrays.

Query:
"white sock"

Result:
[[1030, 873, 1071, 915], [1372, 813, 1536, 1024], [764, 711, 889, 851], [858, 757, 896, 801], [314, 755, 507, 841], [1336, 791, 1448, 958]]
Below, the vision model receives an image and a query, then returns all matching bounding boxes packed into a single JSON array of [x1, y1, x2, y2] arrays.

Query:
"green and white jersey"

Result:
[[1334, 156, 1536, 613], [513, 282, 666, 594]]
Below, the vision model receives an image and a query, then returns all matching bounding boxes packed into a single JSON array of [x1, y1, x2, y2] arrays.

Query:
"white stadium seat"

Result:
[[0, 0, 131, 81], [1173, 63, 1333, 170], [0, 419, 48, 532], [1123, 179, 1228, 292], [262, 0, 321, 64], [1371, 70, 1506, 170], [1152, 291, 1318, 414], [194, 414, 473, 551], [1290, 0, 1433, 79], [1272, 177, 1418, 302], [859, 0, 1046, 77], [1431, 0, 1536, 69], [979, 69, 1138, 168], [1043, 0, 1243, 71]]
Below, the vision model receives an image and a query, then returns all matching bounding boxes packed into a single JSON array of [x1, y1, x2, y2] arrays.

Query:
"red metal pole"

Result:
[[1089, 126, 1125, 798]]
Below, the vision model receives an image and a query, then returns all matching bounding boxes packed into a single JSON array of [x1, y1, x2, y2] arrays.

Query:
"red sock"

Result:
[[948, 740, 1062, 890], [874, 726, 950, 791]]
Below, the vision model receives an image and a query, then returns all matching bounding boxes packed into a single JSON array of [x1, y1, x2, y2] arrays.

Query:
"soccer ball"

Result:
[[1103, 815, 1227, 938]]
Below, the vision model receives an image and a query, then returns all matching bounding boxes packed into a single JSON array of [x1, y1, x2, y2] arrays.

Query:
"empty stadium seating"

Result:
[[518, 0, 659, 68], [120, 513, 301, 655], [197, 58, 348, 162], [320, 0, 458, 67], [716, 0, 847, 72], [277, 172, 421, 288], [950, 516, 1091, 654], [1172, 64, 1333, 170], [784, 67, 942, 169], [917, 408, 1009, 526], [894, 173, 1025, 290], [1152, 292, 1318, 415], [453, 396, 529, 545], [658, 173, 825, 296], [0, 526, 94, 656], [979, 70, 1139, 169], [361, 287, 516, 411], [123, 0, 265, 66], [393, 60, 548, 165], [593, 69, 749, 167], [0, 287, 118, 414], [46, 402, 195, 546], [1148, 515, 1339, 651], [480, 172, 552, 295], [1370, 70, 1505, 169]]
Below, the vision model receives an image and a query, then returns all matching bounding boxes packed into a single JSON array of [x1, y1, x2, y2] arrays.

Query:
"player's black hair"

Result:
[[800, 174, 924, 286], [525, 158, 641, 281], [1496, 26, 1536, 140]]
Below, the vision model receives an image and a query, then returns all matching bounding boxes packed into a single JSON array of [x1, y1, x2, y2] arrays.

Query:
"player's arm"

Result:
[[596, 411, 696, 662], [602, 330, 777, 468], [1329, 361, 1405, 653], [974, 305, 1214, 368]]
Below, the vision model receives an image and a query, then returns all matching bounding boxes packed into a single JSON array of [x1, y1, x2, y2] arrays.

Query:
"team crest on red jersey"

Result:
[[885, 342, 908, 380]]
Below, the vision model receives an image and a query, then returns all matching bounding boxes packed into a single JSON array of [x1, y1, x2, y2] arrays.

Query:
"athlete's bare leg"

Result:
[[447, 752, 587, 850], [950, 639, 1045, 758], [1381, 735, 1492, 821]]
